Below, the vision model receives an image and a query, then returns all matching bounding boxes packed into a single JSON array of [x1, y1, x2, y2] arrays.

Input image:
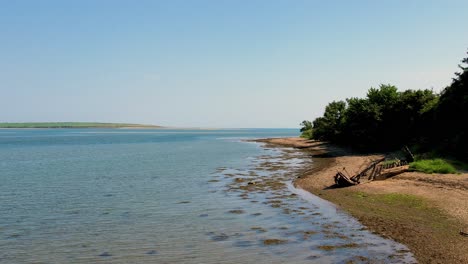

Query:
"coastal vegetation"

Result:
[[299, 120, 313, 138], [301, 51, 468, 162], [0, 122, 162, 128], [409, 159, 457, 174]]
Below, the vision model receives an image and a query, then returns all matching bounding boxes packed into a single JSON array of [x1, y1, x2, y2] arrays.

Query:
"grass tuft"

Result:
[[409, 159, 457, 174]]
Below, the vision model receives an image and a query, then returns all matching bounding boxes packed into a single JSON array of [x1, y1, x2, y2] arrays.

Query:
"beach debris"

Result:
[[146, 250, 158, 255], [460, 230, 468, 237]]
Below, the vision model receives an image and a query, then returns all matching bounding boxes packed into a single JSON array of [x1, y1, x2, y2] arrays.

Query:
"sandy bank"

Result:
[[255, 137, 468, 264]]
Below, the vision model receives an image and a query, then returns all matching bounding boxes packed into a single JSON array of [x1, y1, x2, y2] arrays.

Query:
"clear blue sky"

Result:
[[1, 0, 467, 128]]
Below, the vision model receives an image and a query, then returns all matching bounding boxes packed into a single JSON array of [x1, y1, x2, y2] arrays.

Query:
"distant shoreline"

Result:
[[0, 122, 163, 129], [0, 124, 297, 130]]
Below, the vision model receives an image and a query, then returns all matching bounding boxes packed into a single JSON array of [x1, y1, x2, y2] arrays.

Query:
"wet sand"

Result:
[[254, 137, 468, 264], [212, 143, 415, 263]]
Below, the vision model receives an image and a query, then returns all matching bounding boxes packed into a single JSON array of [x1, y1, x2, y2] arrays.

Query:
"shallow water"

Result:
[[0, 129, 415, 263]]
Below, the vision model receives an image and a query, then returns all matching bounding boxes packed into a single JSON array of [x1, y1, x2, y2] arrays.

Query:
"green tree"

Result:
[[343, 97, 381, 148], [302, 49, 466, 159], [394, 89, 438, 146], [433, 50, 468, 160], [312, 100, 347, 142], [311, 84, 438, 151], [367, 84, 399, 107], [300, 120, 312, 132], [299, 120, 313, 138]]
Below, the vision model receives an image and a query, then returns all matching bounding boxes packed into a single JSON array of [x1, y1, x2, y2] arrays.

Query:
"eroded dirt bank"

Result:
[[254, 137, 468, 264]]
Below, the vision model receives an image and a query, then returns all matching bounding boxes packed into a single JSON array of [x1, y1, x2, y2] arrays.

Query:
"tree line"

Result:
[[301, 51, 467, 161]]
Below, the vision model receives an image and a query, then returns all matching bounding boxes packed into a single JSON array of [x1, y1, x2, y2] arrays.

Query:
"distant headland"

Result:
[[0, 122, 163, 129]]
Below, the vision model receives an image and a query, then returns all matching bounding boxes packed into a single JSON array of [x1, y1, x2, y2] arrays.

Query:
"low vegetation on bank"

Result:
[[299, 120, 312, 138], [301, 50, 468, 163], [409, 159, 457, 174]]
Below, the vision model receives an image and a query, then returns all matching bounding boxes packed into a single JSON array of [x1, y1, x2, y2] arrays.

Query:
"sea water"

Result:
[[0, 129, 415, 263]]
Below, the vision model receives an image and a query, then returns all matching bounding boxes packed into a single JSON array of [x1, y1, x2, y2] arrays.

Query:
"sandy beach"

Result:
[[256, 137, 468, 264]]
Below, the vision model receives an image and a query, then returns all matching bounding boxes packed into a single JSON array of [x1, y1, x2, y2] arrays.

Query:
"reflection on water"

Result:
[[0, 129, 415, 263]]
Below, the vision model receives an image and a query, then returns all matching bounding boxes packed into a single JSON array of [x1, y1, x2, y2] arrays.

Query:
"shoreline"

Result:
[[255, 137, 468, 264]]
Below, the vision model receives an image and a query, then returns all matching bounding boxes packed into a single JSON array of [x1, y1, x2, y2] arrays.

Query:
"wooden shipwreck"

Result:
[[334, 158, 385, 187], [334, 146, 414, 187]]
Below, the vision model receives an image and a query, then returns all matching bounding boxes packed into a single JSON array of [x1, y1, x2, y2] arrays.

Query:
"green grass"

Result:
[[379, 193, 426, 208], [300, 129, 313, 139], [409, 159, 457, 174], [354, 192, 426, 209], [0, 122, 161, 128]]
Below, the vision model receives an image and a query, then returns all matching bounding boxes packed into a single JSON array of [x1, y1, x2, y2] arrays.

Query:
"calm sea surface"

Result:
[[0, 129, 415, 263]]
